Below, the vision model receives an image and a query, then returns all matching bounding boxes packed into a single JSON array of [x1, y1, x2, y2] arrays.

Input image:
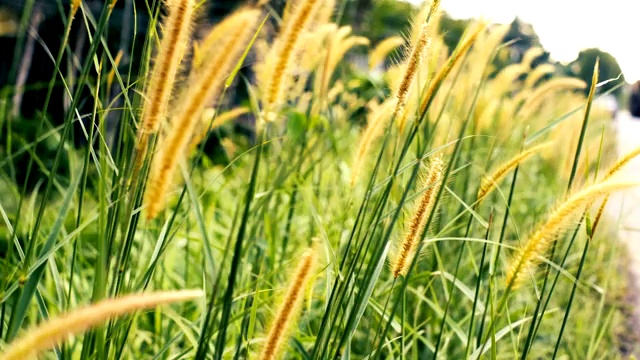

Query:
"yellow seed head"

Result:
[[316, 0, 336, 25], [393, 21, 431, 132], [506, 179, 640, 288], [71, 0, 82, 15], [478, 143, 551, 202], [521, 46, 544, 68], [193, 7, 253, 70], [259, 248, 317, 360], [316, 29, 369, 105], [391, 157, 444, 278], [418, 21, 486, 119], [524, 64, 556, 89], [0, 290, 202, 360], [263, 0, 322, 116], [590, 145, 640, 231], [139, 0, 194, 136], [351, 99, 396, 186], [144, 9, 260, 220], [604, 145, 640, 179], [518, 78, 587, 119], [369, 36, 405, 70], [190, 107, 251, 151]]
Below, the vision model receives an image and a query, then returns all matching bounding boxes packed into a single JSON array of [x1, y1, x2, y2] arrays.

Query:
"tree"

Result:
[[366, 0, 414, 43], [568, 48, 625, 97], [440, 13, 469, 55]]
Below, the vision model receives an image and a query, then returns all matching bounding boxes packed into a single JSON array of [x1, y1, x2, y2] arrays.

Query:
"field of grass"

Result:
[[0, 0, 635, 359]]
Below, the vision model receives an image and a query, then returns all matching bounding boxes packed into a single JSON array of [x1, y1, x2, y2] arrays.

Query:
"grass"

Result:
[[0, 0, 633, 359]]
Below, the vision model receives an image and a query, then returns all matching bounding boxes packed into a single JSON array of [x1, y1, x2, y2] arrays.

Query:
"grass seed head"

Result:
[[506, 179, 640, 288], [478, 142, 551, 202], [262, 0, 323, 118], [144, 8, 261, 220], [524, 64, 556, 89], [604, 145, 640, 180], [138, 0, 194, 149], [71, 0, 82, 15], [518, 78, 587, 119], [259, 248, 317, 360], [391, 156, 444, 278], [393, 21, 431, 132], [0, 290, 202, 360], [369, 36, 405, 71], [351, 99, 396, 186], [418, 21, 486, 119]]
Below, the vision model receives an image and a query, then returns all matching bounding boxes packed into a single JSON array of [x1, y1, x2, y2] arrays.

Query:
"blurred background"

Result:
[[0, 0, 637, 189], [1, 0, 634, 115]]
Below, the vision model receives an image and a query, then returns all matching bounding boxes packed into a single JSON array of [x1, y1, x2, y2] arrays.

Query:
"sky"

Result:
[[404, 0, 640, 82]]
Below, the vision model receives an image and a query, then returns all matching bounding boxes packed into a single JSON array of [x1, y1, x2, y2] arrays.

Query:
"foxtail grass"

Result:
[[521, 47, 544, 68], [316, 0, 336, 25], [418, 21, 486, 119], [604, 145, 640, 179], [591, 145, 640, 230], [392, 0, 437, 132], [369, 36, 405, 70], [71, 0, 81, 16], [262, 0, 322, 118], [506, 179, 640, 288], [0, 290, 202, 360], [138, 0, 194, 136], [144, 8, 260, 220], [518, 78, 587, 119], [524, 64, 556, 89], [350, 100, 396, 186], [259, 248, 317, 360], [191, 107, 251, 151], [390, 157, 444, 278], [477, 142, 551, 201]]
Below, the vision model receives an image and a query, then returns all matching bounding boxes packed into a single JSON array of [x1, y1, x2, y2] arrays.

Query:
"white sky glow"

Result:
[[404, 0, 640, 82]]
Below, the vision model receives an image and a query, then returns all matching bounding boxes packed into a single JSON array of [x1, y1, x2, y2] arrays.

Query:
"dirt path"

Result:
[[606, 111, 640, 351], [607, 113, 640, 279]]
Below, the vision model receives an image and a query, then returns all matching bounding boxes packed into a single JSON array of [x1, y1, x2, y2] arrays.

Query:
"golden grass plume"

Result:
[[418, 21, 486, 119], [591, 145, 640, 231], [315, 26, 369, 104], [369, 36, 405, 70], [144, 8, 260, 220], [391, 0, 441, 132], [71, 0, 81, 15], [259, 247, 317, 360], [477, 142, 551, 202], [316, 0, 336, 25], [391, 157, 444, 278], [505, 179, 640, 288], [524, 64, 556, 89], [604, 145, 640, 179], [190, 107, 251, 151], [0, 290, 203, 360], [393, 16, 433, 132], [262, 0, 322, 119], [350, 99, 396, 186], [517, 78, 587, 119], [521, 46, 544, 69], [139, 0, 194, 136]]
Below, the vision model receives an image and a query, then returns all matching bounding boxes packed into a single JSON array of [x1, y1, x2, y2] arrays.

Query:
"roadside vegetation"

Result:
[[0, 0, 635, 358]]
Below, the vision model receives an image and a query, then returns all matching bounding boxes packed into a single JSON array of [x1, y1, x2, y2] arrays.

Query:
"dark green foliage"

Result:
[[568, 48, 625, 97]]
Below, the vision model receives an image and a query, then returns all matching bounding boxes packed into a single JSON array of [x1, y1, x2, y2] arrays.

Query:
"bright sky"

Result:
[[405, 0, 640, 82]]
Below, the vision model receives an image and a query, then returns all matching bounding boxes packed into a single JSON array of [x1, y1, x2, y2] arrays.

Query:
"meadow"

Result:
[[0, 0, 637, 358]]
